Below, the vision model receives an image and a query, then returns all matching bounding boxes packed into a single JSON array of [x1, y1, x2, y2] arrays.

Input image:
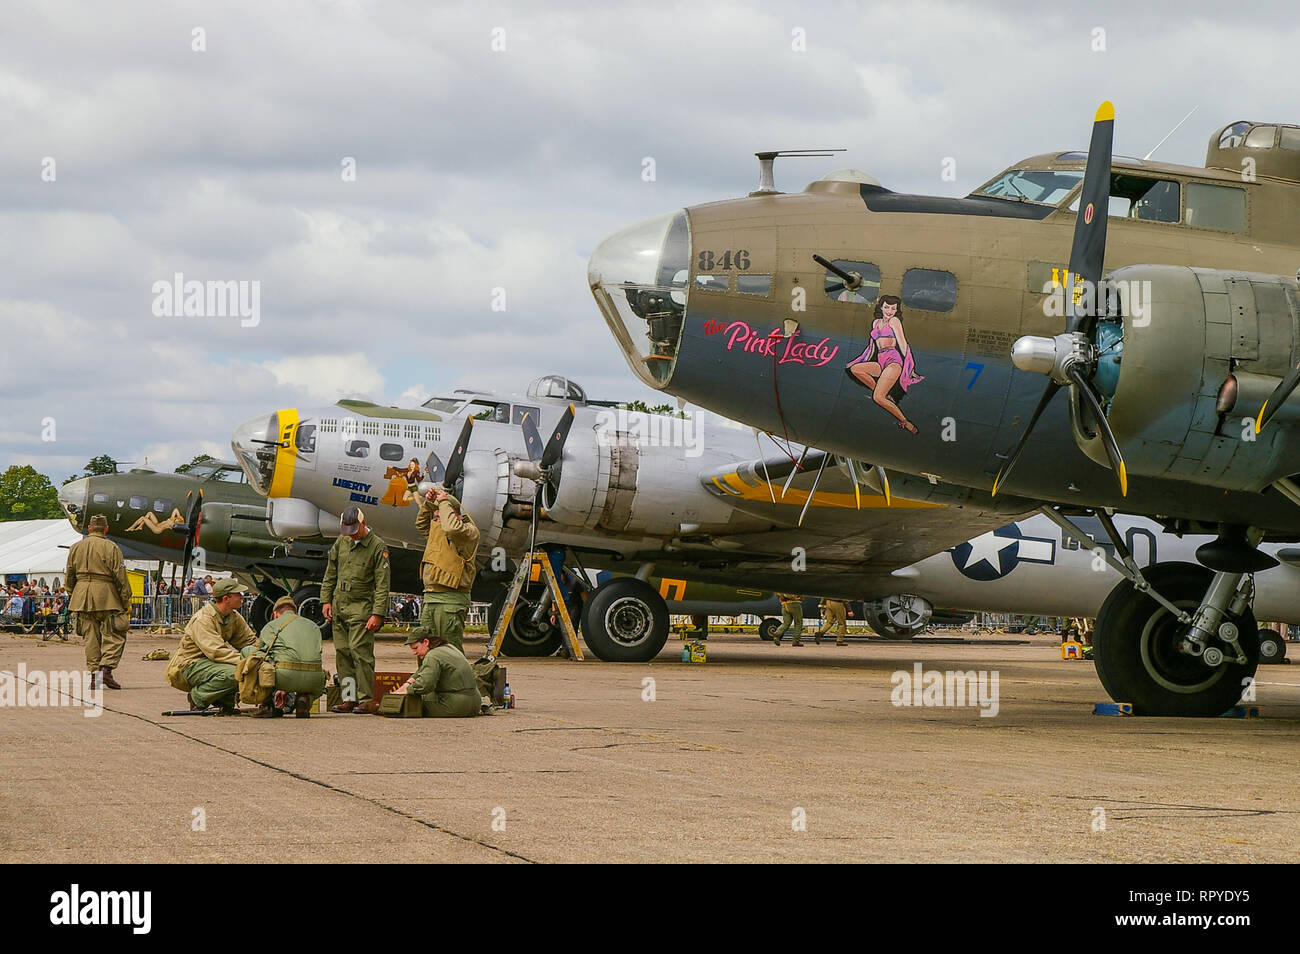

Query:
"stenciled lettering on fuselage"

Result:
[[332, 477, 377, 505], [703, 320, 840, 367], [949, 524, 1056, 582]]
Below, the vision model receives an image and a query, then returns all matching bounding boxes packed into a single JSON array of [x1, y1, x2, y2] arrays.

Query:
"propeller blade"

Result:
[[797, 452, 829, 527], [444, 417, 473, 488], [180, 489, 203, 586], [845, 458, 863, 510], [754, 429, 776, 503], [1069, 367, 1128, 497], [991, 380, 1063, 497], [781, 446, 809, 500], [874, 464, 891, 507], [540, 404, 576, 468], [520, 411, 544, 462], [423, 449, 446, 484], [1256, 362, 1300, 433], [1065, 101, 1114, 334]]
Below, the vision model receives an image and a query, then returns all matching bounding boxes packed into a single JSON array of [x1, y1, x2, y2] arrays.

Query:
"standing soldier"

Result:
[[815, 598, 849, 646], [66, 514, 132, 689], [415, 486, 480, 656], [321, 507, 390, 714], [772, 592, 805, 647]]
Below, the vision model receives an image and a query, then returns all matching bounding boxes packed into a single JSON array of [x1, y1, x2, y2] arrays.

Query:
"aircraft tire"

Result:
[[487, 585, 564, 657], [1092, 562, 1258, 717], [1257, 627, 1287, 664], [758, 617, 780, 642], [292, 584, 333, 642], [580, 578, 669, 662]]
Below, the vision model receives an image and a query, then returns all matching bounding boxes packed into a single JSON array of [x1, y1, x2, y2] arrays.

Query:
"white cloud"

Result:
[[261, 354, 385, 403]]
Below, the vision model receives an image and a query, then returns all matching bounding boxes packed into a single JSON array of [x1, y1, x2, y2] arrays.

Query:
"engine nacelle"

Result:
[[197, 502, 275, 555], [267, 497, 337, 539], [1081, 265, 1300, 492]]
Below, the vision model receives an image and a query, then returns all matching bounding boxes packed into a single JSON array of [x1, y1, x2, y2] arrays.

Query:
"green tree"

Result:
[[175, 453, 216, 475], [0, 466, 63, 521], [64, 454, 119, 483], [622, 400, 685, 418]]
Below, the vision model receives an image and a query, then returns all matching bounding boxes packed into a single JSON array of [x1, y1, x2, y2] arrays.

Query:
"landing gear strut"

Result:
[[1039, 508, 1260, 717]]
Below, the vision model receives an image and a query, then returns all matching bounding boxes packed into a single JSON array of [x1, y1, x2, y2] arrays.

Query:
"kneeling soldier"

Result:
[[168, 578, 257, 712], [244, 596, 327, 718], [391, 627, 480, 718]]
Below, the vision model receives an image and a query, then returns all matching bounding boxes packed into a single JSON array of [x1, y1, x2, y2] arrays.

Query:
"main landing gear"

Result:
[[1039, 509, 1264, 717]]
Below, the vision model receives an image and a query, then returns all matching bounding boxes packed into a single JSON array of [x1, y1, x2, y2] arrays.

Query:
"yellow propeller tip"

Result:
[[1096, 101, 1114, 122], [1255, 403, 1267, 434], [1118, 463, 1128, 497]]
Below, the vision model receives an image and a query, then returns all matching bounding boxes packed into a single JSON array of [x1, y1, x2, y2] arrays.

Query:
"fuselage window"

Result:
[[379, 443, 404, 462], [737, 274, 772, 296], [822, 261, 881, 304], [92, 493, 108, 505], [512, 405, 539, 426], [695, 274, 729, 292], [295, 424, 317, 454], [344, 440, 370, 458], [1108, 175, 1180, 223], [1280, 127, 1300, 151], [153, 499, 172, 513], [1185, 183, 1246, 231], [129, 495, 147, 510], [901, 268, 957, 313]]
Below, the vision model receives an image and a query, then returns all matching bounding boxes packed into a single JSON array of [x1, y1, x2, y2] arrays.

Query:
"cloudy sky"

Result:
[[2, 0, 1296, 481]]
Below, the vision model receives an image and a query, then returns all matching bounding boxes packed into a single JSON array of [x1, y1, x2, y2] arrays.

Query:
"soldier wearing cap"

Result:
[[321, 506, 390, 714], [415, 486, 479, 655], [243, 596, 327, 718], [167, 578, 258, 712], [65, 513, 133, 689], [390, 627, 480, 718]]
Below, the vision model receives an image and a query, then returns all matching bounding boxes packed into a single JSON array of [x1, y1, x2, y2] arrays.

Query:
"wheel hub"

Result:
[[604, 597, 652, 646]]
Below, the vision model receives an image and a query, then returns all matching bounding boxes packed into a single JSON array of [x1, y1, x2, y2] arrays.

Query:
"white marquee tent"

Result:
[[0, 519, 83, 585]]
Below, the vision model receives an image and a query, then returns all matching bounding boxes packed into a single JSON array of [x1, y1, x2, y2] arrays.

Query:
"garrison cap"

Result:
[[88, 514, 109, 531], [211, 578, 249, 598], [272, 595, 297, 613], [404, 626, 433, 645], [340, 505, 364, 534]]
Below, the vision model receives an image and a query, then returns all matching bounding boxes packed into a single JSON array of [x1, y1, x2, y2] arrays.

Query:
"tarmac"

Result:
[[3, 629, 1299, 863]]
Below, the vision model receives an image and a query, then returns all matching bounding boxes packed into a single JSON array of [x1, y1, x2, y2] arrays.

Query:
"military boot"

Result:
[[100, 667, 122, 690]]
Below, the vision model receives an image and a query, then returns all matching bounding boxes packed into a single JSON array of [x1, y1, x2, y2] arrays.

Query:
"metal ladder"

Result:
[[486, 548, 584, 661]]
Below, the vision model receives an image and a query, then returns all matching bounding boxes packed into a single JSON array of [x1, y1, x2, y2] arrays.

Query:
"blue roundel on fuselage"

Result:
[[950, 524, 1025, 581]]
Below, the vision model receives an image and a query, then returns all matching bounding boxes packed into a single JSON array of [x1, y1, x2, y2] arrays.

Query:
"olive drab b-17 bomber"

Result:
[[52, 459, 429, 635], [232, 374, 1041, 661], [590, 102, 1300, 714]]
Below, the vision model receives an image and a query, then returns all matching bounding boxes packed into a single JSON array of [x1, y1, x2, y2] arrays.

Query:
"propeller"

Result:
[[515, 404, 576, 513], [174, 489, 204, 588], [1256, 359, 1300, 433], [992, 100, 1128, 498], [421, 417, 474, 498]]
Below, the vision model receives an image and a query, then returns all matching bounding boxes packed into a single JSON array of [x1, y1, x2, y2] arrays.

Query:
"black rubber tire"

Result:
[[1093, 562, 1258, 717], [247, 594, 276, 633], [580, 578, 669, 662], [487, 584, 565, 657], [1257, 627, 1287, 664], [758, 617, 780, 642], [292, 584, 332, 642]]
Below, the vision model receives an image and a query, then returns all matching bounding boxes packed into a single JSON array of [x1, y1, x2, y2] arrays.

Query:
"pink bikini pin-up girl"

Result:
[[845, 295, 924, 434]]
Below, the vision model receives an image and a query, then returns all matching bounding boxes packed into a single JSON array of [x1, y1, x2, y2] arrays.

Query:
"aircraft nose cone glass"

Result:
[[58, 477, 88, 527], [588, 209, 690, 388], [231, 413, 279, 496]]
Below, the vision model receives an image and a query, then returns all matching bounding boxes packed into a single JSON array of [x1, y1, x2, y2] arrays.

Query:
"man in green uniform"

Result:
[[773, 593, 804, 647], [243, 596, 327, 718], [815, 598, 849, 646], [390, 627, 480, 718], [415, 487, 479, 655], [321, 506, 390, 714], [65, 514, 133, 689], [166, 578, 257, 712]]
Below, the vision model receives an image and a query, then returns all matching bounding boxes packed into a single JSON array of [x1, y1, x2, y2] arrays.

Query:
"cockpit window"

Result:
[[1218, 122, 1252, 149], [421, 397, 462, 414], [1109, 175, 1180, 223], [975, 169, 1084, 205], [528, 375, 587, 403], [1281, 127, 1300, 151], [1244, 125, 1277, 149]]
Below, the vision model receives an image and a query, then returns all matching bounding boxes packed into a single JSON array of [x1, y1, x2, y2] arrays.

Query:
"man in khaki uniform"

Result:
[[415, 487, 479, 656], [815, 598, 849, 646], [390, 627, 480, 718], [66, 514, 133, 689], [167, 578, 257, 711], [773, 593, 804, 647], [243, 596, 327, 718], [321, 506, 390, 714]]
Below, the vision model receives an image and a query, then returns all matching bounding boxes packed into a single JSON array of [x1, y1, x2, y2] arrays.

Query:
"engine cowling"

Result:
[[1080, 264, 1300, 491]]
